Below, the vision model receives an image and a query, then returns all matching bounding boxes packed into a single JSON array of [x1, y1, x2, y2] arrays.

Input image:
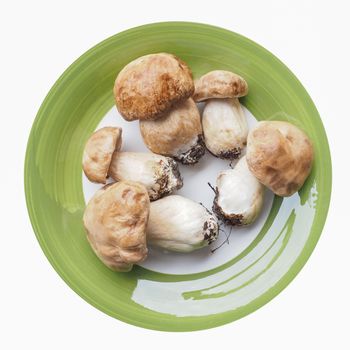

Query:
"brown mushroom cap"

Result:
[[139, 98, 205, 164], [114, 53, 194, 121], [193, 70, 248, 102], [82, 127, 122, 184], [246, 121, 314, 197], [83, 181, 150, 272]]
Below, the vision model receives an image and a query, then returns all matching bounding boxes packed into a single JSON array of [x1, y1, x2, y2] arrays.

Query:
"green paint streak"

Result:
[[183, 210, 296, 300]]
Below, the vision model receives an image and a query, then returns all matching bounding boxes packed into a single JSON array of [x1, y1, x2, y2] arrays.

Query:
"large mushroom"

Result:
[[83, 181, 150, 272], [114, 53, 194, 121], [246, 121, 314, 196]]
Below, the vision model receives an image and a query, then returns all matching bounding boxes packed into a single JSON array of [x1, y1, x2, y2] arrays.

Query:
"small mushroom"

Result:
[[202, 98, 248, 159], [83, 181, 150, 272], [193, 70, 248, 102], [213, 156, 264, 226], [108, 152, 183, 201], [147, 195, 219, 252], [139, 98, 205, 164], [114, 53, 194, 121], [246, 121, 314, 197], [82, 127, 122, 184]]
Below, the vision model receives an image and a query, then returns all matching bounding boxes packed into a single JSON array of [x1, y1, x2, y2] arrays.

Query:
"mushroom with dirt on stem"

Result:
[[108, 152, 183, 201], [213, 156, 264, 226], [194, 70, 249, 160], [146, 195, 219, 252]]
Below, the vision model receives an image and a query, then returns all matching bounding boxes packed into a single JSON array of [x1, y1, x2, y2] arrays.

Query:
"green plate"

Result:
[[25, 22, 331, 331]]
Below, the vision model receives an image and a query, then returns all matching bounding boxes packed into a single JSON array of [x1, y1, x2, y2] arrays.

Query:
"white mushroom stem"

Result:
[[213, 156, 264, 225], [202, 98, 248, 159], [108, 152, 183, 201], [147, 195, 219, 252]]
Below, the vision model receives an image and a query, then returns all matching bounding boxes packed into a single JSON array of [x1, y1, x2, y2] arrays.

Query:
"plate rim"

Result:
[[24, 21, 332, 331]]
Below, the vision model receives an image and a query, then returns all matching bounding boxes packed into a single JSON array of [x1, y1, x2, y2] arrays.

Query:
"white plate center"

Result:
[[82, 105, 274, 275]]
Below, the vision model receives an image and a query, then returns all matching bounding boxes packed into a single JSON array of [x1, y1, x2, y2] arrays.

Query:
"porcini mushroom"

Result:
[[193, 70, 248, 102], [202, 98, 248, 159], [82, 127, 122, 184], [83, 181, 150, 272], [246, 121, 314, 197], [139, 98, 205, 164], [114, 53, 194, 121], [213, 156, 264, 225], [146, 195, 219, 252], [108, 152, 183, 201]]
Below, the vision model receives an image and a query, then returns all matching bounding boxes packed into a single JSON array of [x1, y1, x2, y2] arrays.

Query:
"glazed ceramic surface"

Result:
[[25, 22, 331, 331]]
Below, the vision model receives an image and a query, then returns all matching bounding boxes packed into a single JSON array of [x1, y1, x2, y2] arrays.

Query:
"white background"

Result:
[[1, 0, 349, 349]]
